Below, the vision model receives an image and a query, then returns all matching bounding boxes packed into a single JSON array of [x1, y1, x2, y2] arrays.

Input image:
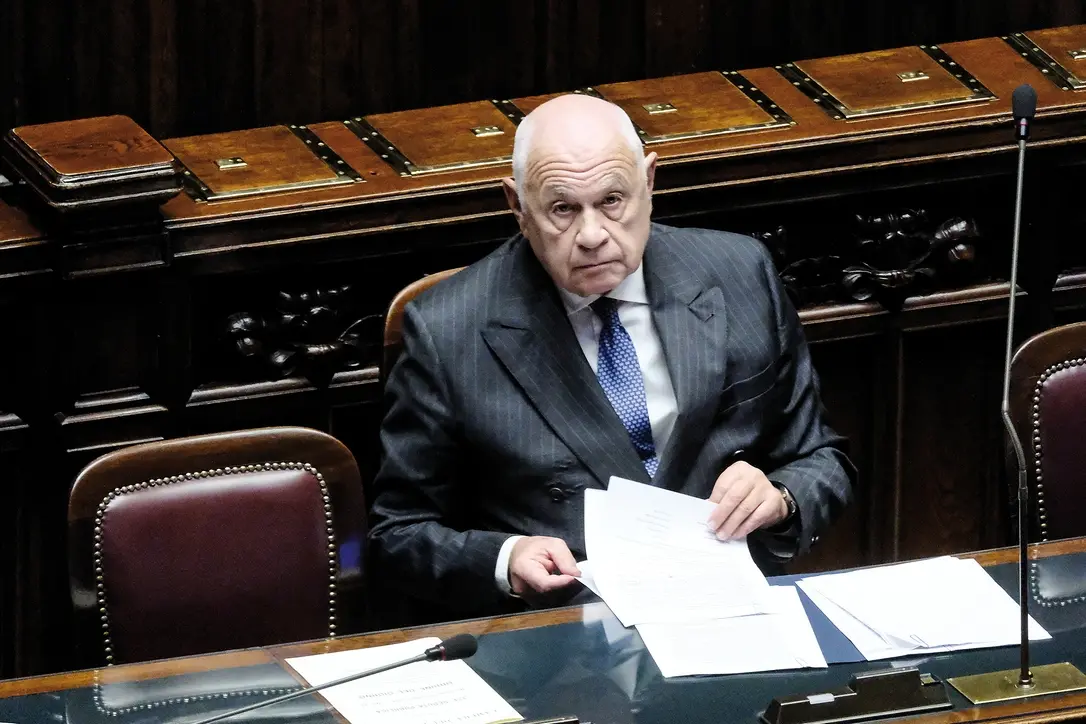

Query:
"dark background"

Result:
[[1, 0, 1084, 139]]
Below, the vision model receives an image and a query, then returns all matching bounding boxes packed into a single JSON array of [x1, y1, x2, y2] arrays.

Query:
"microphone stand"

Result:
[[1004, 129, 1033, 691], [947, 88, 1086, 704]]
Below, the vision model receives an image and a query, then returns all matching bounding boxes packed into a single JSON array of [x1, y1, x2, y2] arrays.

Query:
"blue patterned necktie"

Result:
[[592, 297, 659, 477]]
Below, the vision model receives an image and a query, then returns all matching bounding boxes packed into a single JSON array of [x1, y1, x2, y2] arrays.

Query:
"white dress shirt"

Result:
[[494, 264, 679, 593]]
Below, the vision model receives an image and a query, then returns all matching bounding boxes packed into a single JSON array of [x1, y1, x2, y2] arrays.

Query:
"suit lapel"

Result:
[[644, 230, 730, 490], [482, 240, 650, 487]]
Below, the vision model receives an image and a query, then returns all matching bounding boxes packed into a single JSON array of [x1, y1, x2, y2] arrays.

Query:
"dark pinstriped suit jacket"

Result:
[[369, 223, 854, 618]]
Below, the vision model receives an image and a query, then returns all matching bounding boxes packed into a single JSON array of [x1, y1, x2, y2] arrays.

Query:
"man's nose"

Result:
[[576, 208, 609, 248]]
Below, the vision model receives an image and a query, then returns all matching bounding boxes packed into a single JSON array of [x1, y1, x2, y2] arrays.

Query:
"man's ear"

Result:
[[644, 152, 658, 195], [501, 178, 526, 229]]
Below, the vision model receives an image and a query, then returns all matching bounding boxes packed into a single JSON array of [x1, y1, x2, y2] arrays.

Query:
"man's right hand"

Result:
[[508, 536, 581, 598]]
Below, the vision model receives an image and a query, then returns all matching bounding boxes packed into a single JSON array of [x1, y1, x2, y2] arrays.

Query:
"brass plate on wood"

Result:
[[1005, 28, 1086, 90], [165, 125, 362, 202], [593, 71, 794, 144], [777, 45, 997, 120], [949, 662, 1086, 704], [359, 100, 522, 176], [216, 157, 247, 170]]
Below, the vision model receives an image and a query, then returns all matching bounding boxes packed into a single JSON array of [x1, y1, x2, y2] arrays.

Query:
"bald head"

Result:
[[512, 95, 645, 201], [501, 94, 658, 298]]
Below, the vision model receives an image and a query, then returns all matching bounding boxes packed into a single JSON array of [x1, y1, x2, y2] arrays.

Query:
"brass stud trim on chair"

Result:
[[1028, 358, 1086, 608], [93, 461, 339, 665], [91, 672, 299, 717]]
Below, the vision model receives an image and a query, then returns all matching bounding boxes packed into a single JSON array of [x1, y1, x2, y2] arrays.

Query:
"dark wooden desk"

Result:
[[3, 538, 1086, 724]]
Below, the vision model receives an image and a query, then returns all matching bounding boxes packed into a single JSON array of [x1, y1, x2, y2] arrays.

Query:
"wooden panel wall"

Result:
[[1, 0, 1085, 138]]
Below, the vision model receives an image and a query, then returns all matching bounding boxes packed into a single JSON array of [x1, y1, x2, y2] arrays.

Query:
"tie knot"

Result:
[[591, 296, 619, 322]]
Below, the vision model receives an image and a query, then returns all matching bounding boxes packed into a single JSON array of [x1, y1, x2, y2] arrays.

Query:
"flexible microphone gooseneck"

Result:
[[1002, 83, 1037, 691], [187, 634, 479, 724]]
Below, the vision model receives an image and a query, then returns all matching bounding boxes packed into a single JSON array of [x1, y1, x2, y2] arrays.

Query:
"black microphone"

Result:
[[425, 632, 478, 661], [188, 634, 479, 724], [1012, 83, 1037, 141]]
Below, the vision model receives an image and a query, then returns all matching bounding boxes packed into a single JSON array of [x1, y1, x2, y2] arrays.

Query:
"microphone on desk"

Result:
[[946, 84, 1086, 703], [186, 634, 479, 724]]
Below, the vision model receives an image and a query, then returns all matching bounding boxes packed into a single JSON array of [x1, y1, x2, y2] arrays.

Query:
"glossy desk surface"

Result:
[[4, 539, 1086, 724]]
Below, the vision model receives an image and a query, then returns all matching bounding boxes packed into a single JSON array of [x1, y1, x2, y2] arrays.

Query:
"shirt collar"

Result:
[[556, 262, 649, 316]]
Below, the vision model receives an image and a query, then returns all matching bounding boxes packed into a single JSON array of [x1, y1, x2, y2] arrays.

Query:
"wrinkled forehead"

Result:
[[524, 138, 643, 197]]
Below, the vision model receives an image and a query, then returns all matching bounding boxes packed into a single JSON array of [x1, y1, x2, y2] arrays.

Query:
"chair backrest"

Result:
[[382, 267, 464, 377], [68, 426, 366, 665], [1009, 321, 1086, 542]]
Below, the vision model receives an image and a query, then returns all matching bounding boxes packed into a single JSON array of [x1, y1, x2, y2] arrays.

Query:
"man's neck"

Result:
[[556, 262, 648, 315]]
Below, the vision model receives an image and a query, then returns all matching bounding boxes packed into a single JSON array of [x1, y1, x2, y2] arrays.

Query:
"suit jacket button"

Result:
[[549, 486, 565, 502]]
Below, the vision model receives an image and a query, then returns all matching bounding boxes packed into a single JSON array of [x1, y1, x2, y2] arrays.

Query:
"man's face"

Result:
[[504, 142, 657, 297]]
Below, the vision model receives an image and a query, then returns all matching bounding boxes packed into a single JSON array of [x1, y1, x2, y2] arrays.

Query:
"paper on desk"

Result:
[[285, 638, 523, 724], [797, 557, 1051, 660], [583, 478, 773, 626], [636, 586, 828, 677], [575, 559, 601, 596]]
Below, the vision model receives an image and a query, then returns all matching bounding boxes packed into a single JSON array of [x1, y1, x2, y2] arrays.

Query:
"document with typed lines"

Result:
[[582, 476, 775, 627], [286, 638, 522, 724]]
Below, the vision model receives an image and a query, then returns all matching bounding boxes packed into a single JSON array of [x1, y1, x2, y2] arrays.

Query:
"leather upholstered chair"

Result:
[[1009, 321, 1086, 542], [382, 267, 464, 380], [68, 426, 366, 666]]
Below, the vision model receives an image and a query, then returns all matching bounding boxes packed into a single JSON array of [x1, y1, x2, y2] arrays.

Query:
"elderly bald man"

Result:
[[369, 94, 854, 621]]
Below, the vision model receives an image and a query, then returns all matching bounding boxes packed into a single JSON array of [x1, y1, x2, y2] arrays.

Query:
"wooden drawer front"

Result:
[[1007, 26, 1086, 90], [165, 125, 362, 201], [358, 100, 521, 175], [782, 45, 996, 120], [594, 71, 793, 143]]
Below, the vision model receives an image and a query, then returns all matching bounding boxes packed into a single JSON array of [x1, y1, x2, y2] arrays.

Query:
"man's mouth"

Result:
[[576, 260, 618, 271]]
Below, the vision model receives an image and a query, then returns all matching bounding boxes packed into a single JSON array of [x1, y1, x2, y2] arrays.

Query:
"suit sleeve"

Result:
[[751, 247, 856, 557], [368, 302, 512, 614]]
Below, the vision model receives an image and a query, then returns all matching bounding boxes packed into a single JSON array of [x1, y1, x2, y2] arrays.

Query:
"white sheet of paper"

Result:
[[635, 587, 827, 677], [285, 638, 523, 724], [797, 558, 1051, 660], [575, 559, 601, 596], [583, 479, 772, 626]]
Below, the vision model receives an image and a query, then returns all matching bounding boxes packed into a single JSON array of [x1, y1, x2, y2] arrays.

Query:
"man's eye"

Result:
[[602, 195, 621, 206], [552, 203, 572, 215]]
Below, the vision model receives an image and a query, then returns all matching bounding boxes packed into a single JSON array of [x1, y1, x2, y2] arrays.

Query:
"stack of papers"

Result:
[[580, 477, 827, 677], [286, 638, 523, 724], [797, 556, 1052, 660]]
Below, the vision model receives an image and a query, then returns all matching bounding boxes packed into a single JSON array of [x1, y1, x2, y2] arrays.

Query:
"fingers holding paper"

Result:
[[707, 461, 788, 540], [509, 535, 582, 597]]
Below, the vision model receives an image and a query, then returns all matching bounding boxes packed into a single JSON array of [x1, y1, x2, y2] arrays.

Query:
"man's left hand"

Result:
[[707, 461, 788, 540]]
